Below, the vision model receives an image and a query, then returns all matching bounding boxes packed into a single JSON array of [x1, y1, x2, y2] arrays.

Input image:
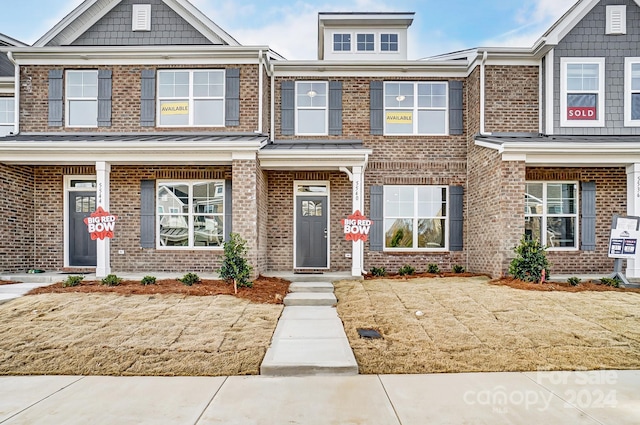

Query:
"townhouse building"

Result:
[[0, 0, 639, 281]]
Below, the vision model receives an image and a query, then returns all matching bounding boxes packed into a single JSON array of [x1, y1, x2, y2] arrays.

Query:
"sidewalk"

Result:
[[0, 370, 637, 424]]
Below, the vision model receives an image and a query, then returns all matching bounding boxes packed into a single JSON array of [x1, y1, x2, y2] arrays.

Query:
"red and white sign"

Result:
[[84, 206, 118, 240], [567, 107, 596, 120], [342, 210, 372, 242]]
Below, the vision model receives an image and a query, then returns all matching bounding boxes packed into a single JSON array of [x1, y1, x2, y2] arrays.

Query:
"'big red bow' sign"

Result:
[[84, 206, 118, 240], [342, 210, 372, 242]]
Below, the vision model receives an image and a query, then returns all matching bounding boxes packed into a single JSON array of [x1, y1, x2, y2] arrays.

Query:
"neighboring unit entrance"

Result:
[[294, 182, 329, 269], [67, 178, 97, 267]]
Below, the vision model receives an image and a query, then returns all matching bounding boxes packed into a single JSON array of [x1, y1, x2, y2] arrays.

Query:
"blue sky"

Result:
[[0, 0, 579, 59]]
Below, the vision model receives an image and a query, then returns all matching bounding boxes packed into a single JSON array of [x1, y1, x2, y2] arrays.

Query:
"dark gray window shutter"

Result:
[[449, 80, 463, 135], [581, 181, 596, 251], [370, 185, 384, 251], [48, 70, 63, 127], [140, 180, 156, 248], [449, 186, 464, 251], [370, 81, 383, 135], [281, 80, 295, 135], [140, 70, 156, 127], [225, 179, 233, 242], [225, 68, 240, 127], [97, 69, 112, 127], [329, 81, 342, 135]]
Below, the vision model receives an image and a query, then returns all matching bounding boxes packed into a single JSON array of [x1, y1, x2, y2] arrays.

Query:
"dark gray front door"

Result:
[[296, 196, 328, 268], [69, 191, 97, 267]]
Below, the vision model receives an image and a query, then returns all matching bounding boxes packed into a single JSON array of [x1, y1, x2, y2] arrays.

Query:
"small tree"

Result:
[[218, 233, 253, 294], [508, 236, 551, 283]]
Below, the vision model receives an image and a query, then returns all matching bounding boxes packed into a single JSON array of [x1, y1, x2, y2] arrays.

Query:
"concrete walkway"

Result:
[[261, 275, 358, 375], [0, 371, 638, 424]]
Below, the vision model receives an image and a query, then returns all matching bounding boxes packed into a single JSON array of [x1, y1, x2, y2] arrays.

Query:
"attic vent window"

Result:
[[606, 5, 626, 35], [132, 4, 151, 31]]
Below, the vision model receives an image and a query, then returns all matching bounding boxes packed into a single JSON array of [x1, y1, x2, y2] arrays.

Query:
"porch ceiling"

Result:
[[258, 140, 372, 170], [475, 134, 640, 166], [0, 133, 268, 165]]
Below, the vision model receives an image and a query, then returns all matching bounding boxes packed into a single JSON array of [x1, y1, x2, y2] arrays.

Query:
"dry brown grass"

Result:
[[334, 276, 640, 374], [0, 293, 282, 376]]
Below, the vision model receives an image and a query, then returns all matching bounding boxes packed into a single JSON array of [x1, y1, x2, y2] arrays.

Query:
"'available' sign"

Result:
[[342, 210, 372, 242], [84, 206, 118, 240]]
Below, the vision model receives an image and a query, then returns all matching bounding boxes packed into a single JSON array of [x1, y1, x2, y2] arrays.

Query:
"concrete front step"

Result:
[[283, 292, 337, 307], [289, 281, 334, 293]]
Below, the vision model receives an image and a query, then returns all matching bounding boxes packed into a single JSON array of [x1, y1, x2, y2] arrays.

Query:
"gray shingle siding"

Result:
[[553, 0, 640, 135], [71, 0, 213, 46]]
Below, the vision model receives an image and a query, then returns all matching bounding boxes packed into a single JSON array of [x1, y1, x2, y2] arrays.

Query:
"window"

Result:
[[560, 58, 605, 127], [624, 58, 640, 127], [66, 70, 98, 127], [357, 33, 374, 51], [158, 69, 224, 127], [384, 186, 447, 250], [157, 181, 224, 248], [0, 97, 14, 136], [525, 182, 578, 249], [295, 81, 328, 135], [384, 82, 447, 135], [333, 33, 351, 52], [381, 33, 398, 52]]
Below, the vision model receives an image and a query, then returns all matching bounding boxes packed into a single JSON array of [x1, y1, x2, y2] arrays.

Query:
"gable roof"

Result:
[[33, 0, 239, 47], [0, 33, 26, 77]]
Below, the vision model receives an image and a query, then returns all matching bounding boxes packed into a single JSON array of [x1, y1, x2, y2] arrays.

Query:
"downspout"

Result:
[[479, 50, 489, 136], [270, 62, 275, 142], [257, 50, 263, 134], [7, 51, 19, 135]]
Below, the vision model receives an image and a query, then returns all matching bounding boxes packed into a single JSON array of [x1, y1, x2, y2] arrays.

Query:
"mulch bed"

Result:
[[490, 277, 640, 293], [364, 272, 483, 280], [27, 275, 291, 304]]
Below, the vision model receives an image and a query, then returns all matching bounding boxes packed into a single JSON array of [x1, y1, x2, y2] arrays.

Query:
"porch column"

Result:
[[627, 163, 640, 278], [351, 166, 363, 277], [95, 161, 111, 278]]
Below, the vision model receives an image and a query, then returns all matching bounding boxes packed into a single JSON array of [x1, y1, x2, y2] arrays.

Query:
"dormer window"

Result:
[[381, 34, 398, 52], [356, 33, 375, 51], [333, 34, 351, 52]]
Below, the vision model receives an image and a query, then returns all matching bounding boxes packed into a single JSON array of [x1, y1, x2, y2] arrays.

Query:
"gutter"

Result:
[[7, 51, 19, 135]]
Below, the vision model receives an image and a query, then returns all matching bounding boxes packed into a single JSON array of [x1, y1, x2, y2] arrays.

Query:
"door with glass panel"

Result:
[[69, 191, 97, 266], [295, 183, 329, 268]]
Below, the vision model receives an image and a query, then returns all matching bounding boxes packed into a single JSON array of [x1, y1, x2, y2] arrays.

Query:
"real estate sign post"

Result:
[[608, 215, 640, 286]]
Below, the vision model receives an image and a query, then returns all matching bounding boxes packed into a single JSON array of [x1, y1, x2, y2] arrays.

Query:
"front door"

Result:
[[69, 191, 97, 267], [295, 196, 328, 268]]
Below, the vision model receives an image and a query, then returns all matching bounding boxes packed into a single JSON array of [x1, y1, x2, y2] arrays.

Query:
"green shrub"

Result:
[[398, 264, 415, 276], [179, 273, 201, 286], [219, 233, 253, 294], [599, 277, 620, 288], [508, 236, 551, 283], [427, 263, 440, 274], [452, 264, 466, 274], [62, 275, 84, 288], [141, 275, 156, 286], [567, 276, 581, 286], [370, 267, 386, 277], [101, 274, 122, 286]]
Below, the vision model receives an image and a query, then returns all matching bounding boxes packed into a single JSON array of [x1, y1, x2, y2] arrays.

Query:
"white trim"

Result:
[[0, 97, 15, 127], [606, 5, 626, 35], [65, 70, 99, 128], [544, 49, 554, 134], [624, 57, 640, 127], [63, 175, 97, 268], [132, 4, 152, 32], [559, 57, 605, 128], [383, 81, 448, 136], [295, 81, 329, 136], [293, 181, 331, 270]]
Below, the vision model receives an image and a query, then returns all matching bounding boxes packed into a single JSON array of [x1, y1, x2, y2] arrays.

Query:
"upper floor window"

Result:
[[66, 70, 98, 127], [158, 69, 224, 127], [384, 185, 448, 250], [333, 33, 351, 52], [0, 97, 14, 136], [295, 81, 328, 135], [384, 82, 448, 135], [357, 33, 375, 51], [560, 58, 605, 127], [624, 58, 640, 127], [525, 182, 578, 250], [380, 34, 398, 52]]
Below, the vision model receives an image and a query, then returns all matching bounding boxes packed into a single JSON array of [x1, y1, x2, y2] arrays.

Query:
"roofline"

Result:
[[0, 33, 28, 47], [272, 59, 470, 75], [33, 0, 100, 47]]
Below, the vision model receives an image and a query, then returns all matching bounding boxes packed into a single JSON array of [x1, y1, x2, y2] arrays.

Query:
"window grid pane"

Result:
[[381, 33, 398, 52], [384, 82, 447, 135], [357, 33, 374, 51], [524, 182, 578, 248], [296, 82, 328, 134], [333, 33, 351, 51], [0, 98, 14, 124]]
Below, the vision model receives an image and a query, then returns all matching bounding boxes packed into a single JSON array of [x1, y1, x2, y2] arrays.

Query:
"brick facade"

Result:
[[484, 65, 539, 133]]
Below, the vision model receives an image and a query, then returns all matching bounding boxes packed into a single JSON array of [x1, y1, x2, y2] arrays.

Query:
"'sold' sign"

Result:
[[84, 206, 118, 240], [342, 210, 372, 242]]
